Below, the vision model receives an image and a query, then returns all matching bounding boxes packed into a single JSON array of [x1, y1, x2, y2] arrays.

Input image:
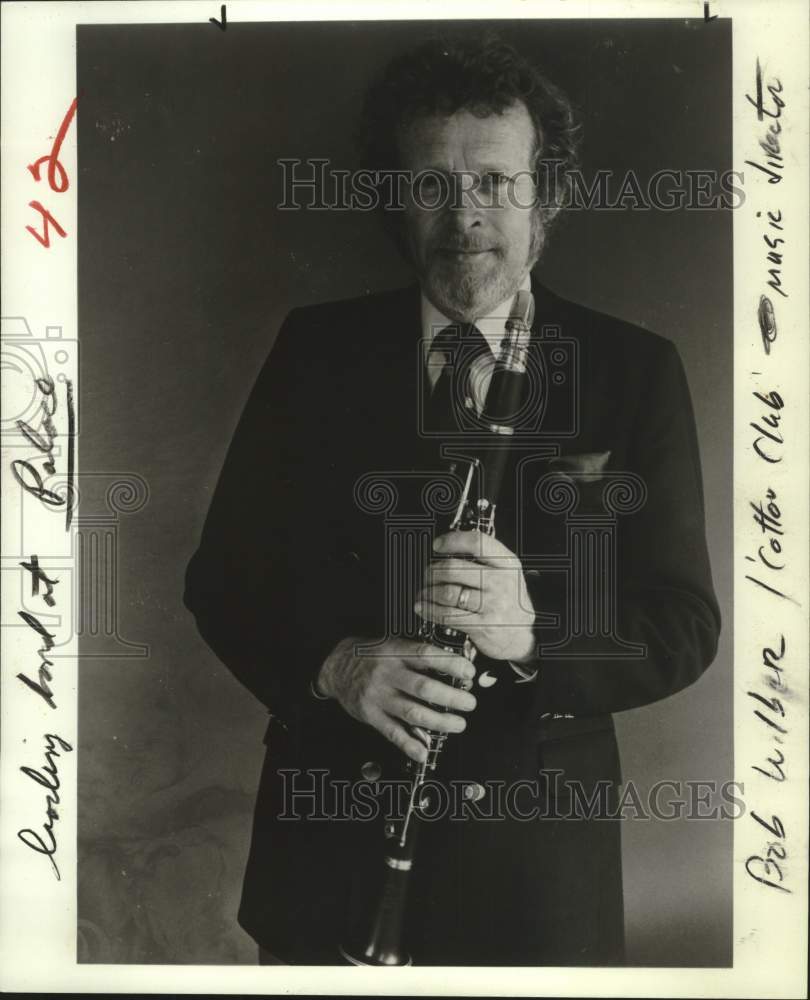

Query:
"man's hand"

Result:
[[415, 531, 537, 664], [316, 636, 477, 763]]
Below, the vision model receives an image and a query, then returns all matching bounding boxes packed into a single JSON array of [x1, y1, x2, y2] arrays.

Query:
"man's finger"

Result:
[[417, 582, 484, 612], [425, 559, 487, 588], [415, 598, 480, 630], [389, 696, 469, 735], [396, 668, 477, 712], [366, 707, 428, 763], [433, 530, 520, 566], [404, 645, 476, 680]]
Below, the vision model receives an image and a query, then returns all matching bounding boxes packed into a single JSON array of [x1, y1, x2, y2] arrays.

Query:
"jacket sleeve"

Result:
[[183, 309, 351, 723], [530, 338, 721, 716]]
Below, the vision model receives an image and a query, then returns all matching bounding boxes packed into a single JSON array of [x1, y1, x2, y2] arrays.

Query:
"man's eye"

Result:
[[476, 172, 511, 202], [412, 172, 448, 203]]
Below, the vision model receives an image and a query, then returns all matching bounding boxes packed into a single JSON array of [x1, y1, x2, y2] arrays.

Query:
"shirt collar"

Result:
[[421, 271, 532, 356]]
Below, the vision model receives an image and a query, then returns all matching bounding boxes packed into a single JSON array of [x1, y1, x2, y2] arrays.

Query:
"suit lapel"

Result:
[[355, 278, 579, 516]]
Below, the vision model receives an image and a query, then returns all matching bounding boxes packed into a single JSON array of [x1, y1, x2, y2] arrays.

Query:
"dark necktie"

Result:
[[425, 323, 491, 434]]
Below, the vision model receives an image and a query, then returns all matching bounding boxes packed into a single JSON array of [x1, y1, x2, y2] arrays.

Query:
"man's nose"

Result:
[[447, 173, 484, 224]]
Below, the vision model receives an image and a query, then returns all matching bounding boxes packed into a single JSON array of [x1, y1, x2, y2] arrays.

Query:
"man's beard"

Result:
[[423, 251, 514, 321], [416, 213, 545, 322]]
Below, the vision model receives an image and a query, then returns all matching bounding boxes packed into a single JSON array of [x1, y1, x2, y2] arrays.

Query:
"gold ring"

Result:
[[457, 586, 471, 611]]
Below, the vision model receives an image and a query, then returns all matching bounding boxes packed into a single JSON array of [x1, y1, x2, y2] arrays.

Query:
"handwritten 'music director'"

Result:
[[743, 56, 793, 900]]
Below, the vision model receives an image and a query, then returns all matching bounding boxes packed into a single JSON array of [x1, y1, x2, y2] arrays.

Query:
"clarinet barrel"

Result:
[[339, 289, 535, 966]]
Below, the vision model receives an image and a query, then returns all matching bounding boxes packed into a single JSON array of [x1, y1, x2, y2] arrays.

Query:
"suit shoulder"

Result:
[[284, 285, 417, 331], [538, 283, 677, 364]]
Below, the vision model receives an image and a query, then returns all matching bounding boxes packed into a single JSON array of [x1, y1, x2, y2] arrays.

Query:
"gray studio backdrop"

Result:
[[77, 19, 732, 965]]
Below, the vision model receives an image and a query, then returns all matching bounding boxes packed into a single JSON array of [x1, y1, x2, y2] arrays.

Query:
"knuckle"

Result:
[[424, 682, 443, 706], [358, 681, 377, 708], [361, 667, 380, 693], [425, 685, 445, 708], [403, 703, 421, 725], [444, 657, 464, 678], [435, 657, 455, 679]]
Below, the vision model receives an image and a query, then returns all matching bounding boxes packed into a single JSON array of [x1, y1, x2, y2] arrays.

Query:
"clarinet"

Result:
[[340, 290, 536, 967]]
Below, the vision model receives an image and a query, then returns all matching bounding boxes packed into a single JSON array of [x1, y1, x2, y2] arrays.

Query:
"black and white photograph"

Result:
[[1, 1, 807, 995]]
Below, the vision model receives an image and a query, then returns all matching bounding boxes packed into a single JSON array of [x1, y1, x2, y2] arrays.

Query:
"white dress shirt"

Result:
[[422, 271, 533, 413]]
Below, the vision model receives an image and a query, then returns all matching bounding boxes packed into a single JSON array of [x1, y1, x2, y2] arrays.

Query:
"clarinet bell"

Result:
[[339, 858, 413, 966]]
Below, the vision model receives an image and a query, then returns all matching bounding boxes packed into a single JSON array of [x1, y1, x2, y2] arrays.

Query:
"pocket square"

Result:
[[548, 450, 612, 483]]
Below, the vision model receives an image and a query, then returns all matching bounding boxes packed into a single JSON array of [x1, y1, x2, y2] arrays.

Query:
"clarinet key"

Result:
[[360, 761, 382, 781], [463, 782, 486, 802]]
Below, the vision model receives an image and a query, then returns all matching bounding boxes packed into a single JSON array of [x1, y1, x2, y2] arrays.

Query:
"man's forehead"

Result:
[[397, 102, 536, 166]]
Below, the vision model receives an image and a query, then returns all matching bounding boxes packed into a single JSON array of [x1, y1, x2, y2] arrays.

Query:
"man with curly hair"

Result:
[[185, 34, 719, 966]]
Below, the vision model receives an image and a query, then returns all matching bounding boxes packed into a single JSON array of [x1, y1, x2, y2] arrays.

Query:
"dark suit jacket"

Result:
[[184, 276, 720, 965]]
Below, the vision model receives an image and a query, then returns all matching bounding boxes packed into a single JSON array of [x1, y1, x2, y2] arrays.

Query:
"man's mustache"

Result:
[[432, 238, 503, 254]]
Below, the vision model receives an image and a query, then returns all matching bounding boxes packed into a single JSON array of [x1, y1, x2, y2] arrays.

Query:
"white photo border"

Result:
[[1, 0, 807, 996]]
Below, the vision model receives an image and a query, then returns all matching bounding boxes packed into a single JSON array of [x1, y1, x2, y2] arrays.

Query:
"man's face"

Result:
[[398, 101, 542, 322]]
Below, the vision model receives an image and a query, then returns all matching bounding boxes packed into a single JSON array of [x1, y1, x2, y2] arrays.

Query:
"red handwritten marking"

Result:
[[27, 96, 79, 194], [24, 95, 80, 247], [25, 201, 68, 248]]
